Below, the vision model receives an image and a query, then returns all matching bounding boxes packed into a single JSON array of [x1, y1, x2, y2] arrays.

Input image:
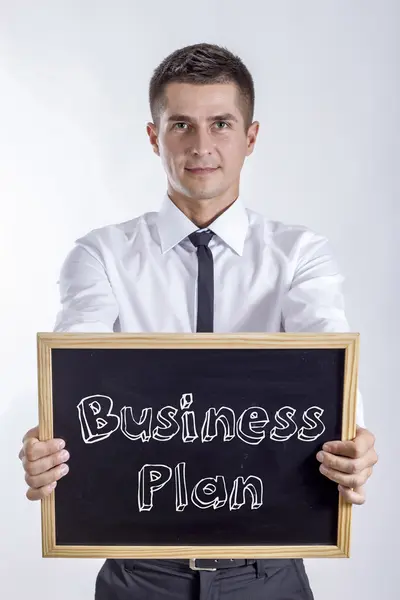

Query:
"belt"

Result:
[[122, 557, 294, 573], [187, 558, 256, 571]]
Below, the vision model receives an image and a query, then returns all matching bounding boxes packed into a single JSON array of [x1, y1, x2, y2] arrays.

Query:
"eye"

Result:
[[215, 121, 229, 129], [173, 122, 188, 130]]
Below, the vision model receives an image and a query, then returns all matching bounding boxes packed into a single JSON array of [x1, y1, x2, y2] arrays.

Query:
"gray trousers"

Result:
[[95, 558, 315, 599]]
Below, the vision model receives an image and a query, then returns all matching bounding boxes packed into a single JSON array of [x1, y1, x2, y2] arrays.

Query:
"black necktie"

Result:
[[189, 230, 214, 332]]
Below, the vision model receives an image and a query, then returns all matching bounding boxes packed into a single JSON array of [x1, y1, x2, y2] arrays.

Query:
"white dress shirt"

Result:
[[54, 192, 365, 426]]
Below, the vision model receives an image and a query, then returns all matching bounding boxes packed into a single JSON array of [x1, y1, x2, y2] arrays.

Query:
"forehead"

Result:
[[162, 82, 242, 119]]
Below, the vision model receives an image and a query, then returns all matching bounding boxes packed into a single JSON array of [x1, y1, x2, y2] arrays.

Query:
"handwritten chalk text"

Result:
[[77, 393, 325, 446]]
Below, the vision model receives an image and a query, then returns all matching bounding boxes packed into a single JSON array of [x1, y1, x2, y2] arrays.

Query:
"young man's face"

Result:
[[147, 82, 259, 204]]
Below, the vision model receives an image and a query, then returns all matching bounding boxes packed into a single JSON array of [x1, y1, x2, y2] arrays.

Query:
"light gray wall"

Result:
[[0, 1, 398, 598]]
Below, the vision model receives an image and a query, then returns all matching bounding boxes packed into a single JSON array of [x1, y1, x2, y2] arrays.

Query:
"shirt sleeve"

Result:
[[53, 240, 119, 333], [281, 231, 365, 428]]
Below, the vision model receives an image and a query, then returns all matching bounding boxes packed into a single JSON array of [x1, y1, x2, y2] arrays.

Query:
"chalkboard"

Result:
[[37, 332, 359, 559]]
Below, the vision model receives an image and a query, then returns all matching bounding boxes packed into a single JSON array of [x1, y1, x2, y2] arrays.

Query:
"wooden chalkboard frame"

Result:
[[37, 332, 359, 559]]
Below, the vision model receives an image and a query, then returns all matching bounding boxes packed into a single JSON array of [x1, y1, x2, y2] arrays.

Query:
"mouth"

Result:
[[185, 167, 220, 175]]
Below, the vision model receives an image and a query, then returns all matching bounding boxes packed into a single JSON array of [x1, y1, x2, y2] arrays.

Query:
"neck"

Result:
[[167, 185, 239, 228]]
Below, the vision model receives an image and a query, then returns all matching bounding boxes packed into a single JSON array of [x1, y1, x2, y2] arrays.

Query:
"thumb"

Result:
[[22, 425, 39, 444]]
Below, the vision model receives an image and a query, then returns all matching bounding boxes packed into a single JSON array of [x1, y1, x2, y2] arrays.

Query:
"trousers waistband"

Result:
[[172, 558, 256, 571], [122, 557, 297, 573]]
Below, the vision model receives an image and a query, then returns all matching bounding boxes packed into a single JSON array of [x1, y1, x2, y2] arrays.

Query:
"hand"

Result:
[[316, 426, 378, 505], [18, 425, 70, 501]]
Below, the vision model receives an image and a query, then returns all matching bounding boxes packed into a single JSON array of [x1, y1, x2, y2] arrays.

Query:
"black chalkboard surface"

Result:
[[37, 333, 359, 559]]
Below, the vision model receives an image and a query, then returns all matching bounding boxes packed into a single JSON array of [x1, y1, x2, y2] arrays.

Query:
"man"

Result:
[[19, 43, 378, 599]]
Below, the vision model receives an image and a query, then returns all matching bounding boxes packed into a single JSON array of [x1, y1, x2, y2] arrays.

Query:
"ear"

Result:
[[246, 121, 260, 157], [146, 122, 160, 157]]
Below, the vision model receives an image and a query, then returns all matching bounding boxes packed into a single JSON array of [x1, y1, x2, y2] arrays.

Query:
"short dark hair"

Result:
[[149, 43, 255, 130]]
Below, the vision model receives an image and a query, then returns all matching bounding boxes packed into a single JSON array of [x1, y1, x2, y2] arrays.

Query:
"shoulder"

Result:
[[71, 209, 158, 262], [245, 207, 335, 262]]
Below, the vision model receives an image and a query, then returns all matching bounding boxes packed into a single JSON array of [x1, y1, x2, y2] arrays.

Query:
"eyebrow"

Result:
[[167, 113, 239, 123]]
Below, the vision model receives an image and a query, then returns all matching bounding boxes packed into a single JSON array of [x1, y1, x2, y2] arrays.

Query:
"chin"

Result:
[[186, 188, 223, 201], [184, 181, 226, 199]]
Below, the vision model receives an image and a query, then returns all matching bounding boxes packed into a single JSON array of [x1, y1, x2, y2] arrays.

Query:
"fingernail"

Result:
[[323, 444, 331, 452], [49, 482, 57, 490], [60, 450, 69, 461], [57, 440, 65, 450], [316, 452, 324, 462], [60, 464, 69, 475]]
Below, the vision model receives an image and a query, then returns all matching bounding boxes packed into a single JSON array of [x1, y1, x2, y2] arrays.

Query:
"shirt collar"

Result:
[[156, 192, 249, 256]]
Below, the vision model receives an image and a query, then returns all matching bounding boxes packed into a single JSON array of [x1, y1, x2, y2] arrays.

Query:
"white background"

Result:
[[0, 1, 398, 598]]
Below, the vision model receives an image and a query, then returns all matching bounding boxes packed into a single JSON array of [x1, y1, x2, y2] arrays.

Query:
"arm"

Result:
[[281, 231, 377, 504], [53, 240, 119, 333], [21, 236, 119, 500], [281, 231, 365, 427]]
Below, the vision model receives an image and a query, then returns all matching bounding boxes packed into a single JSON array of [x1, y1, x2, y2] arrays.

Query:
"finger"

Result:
[[25, 462, 69, 490], [19, 426, 41, 460], [319, 464, 371, 488], [323, 440, 359, 459], [338, 485, 366, 505], [26, 481, 58, 501], [355, 426, 376, 449], [317, 447, 375, 474], [23, 436, 65, 462], [323, 428, 375, 459], [23, 448, 70, 477], [22, 426, 39, 444]]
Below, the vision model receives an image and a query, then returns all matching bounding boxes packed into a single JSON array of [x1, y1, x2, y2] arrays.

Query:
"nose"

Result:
[[189, 128, 214, 157]]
